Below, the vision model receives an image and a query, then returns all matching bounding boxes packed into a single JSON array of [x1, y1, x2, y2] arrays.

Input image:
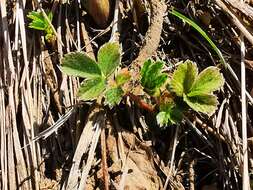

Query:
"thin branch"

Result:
[[240, 23, 249, 190], [163, 125, 179, 190]]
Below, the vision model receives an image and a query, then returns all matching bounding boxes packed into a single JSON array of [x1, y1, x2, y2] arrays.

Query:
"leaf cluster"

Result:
[[61, 42, 129, 107], [152, 60, 224, 126], [140, 59, 168, 96], [27, 11, 54, 42], [61, 42, 224, 127]]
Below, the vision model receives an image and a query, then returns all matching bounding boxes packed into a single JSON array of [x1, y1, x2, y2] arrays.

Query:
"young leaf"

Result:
[[115, 68, 131, 86], [61, 52, 102, 79], [27, 11, 45, 23], [28, 20, 47, 30], [27, 11, 52, 31], [140, 59, 168, 96], [147, 61, 166, 88], [105, 87, 124, 107], [153, 74, 168, 89], [140, 59, 152, 79], [183, 94, 218, 115], [78, 77, 106, 101], [97, 42, 120, 77], [156, 103, 183, 126], [187, 66, 224, 97], [156, 112, 169, 126], [27, 11, 54, 42], [170, 60, 198, 97], [47, 11, 53, 23]]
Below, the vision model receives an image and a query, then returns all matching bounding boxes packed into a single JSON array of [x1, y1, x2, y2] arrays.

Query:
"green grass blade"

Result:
[[170, 9, 226, 67]]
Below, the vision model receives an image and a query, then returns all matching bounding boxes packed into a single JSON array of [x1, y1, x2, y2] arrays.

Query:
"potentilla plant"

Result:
[[60, 42, 224, 126], [27, 11, 55, 42], [61, 42, 130, 107]]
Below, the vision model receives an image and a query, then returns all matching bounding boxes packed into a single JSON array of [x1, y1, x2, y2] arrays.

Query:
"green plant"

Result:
[[170, 60, 224, 114], [61, 42, 224, 126], [140, 60, 224, 126], [140, 59, 168, 96], [27, 11, 54, 42], [61, 42, 130, 107]]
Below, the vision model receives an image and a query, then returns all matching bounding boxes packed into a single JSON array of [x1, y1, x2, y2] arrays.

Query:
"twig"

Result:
[[189, 159, 195, 190], [163, 125, 179, 190], [101, 122, 109, 190], [80, 22, 95, 59], [127, 93, 154, 112], [214, 0, 253, 46], [110, 0, 120, 42], [223, 0, 253, 22], [75, 0, 81, 51], [65, 108, 99, 189], [118, 145, 133, 190], [195, 117, 226, 142], [21, 108, 75, 150], [240, 20, 250, 190], [132, 0, 166, 68], [78, 113, 104, 190]]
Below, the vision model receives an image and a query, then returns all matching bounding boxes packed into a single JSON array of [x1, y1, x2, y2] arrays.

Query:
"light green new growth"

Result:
[[170, 60, 198, 97], [27, 11, 54, 42], [157, 60, 224, 126], [140, 59, 168, 96]]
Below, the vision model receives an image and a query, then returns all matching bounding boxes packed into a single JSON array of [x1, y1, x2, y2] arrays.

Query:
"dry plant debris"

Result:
[[1, 0, 253, 190]]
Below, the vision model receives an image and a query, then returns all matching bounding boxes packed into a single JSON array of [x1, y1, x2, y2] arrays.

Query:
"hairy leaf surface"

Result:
[[183, 94, 218, 115], [97, 42, 120, 77], [61, 52, 102, 79], [78, 77, 106, 101], [188, 66, 224, 96], [170, 60, 198, 97]]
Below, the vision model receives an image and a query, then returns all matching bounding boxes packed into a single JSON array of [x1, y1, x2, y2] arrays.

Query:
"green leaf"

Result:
[[141, 59, 152, 79], [47, 11, 53, 22], [140, 59, 168, 96], [27, 11, 45, 23], [78, 77, 106, 101], [156, 112, 168, 126], [183, 94, 218, 115], [170, 60, 198, 97], [146, 61, 165, 88], [27, 11, 53, 31], [156, 103, 183, 126], [154, 74, 168, 89], [61, 52, 102, 79], [29, 20, 47, 30], [188, 66, 224, 97], [97, 42, 121, 77], [105, 87, 124, 107]]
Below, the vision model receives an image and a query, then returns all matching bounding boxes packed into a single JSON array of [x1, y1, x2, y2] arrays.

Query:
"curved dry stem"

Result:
[[131, 0, 166, 72]]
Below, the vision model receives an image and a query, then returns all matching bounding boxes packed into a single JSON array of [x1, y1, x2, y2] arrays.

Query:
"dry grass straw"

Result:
[[0, 0, 252, 189]]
